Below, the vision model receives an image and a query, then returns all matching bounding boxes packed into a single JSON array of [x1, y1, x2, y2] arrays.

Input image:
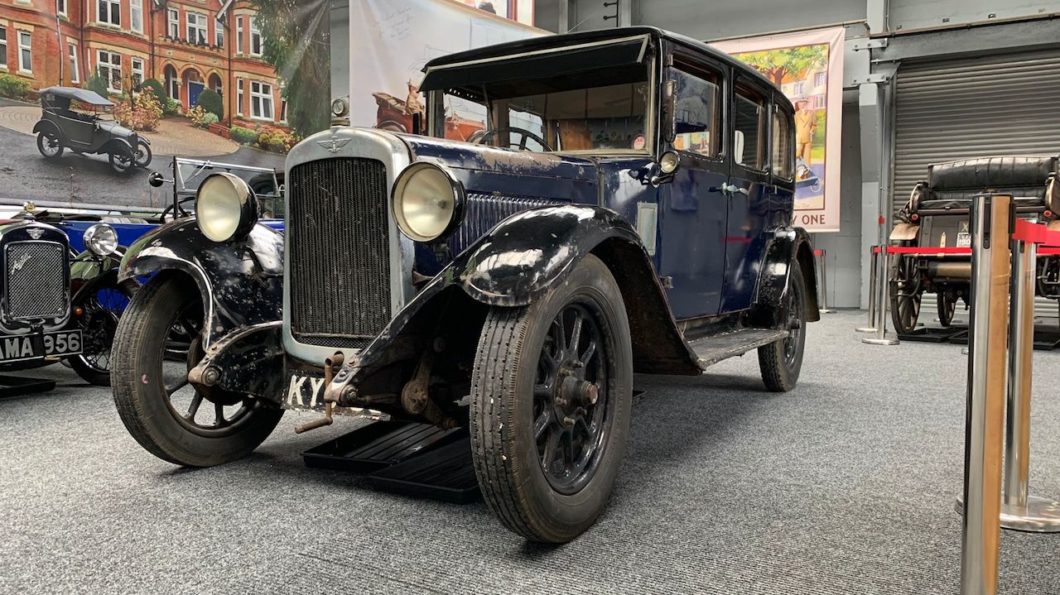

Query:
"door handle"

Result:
[[720, 184, 749, 196]]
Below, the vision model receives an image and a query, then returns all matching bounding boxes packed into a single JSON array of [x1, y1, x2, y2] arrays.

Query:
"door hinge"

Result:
[[659, 276, 674, 289]]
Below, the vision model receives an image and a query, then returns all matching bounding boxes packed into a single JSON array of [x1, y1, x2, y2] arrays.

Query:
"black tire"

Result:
[[937, 291, 957, 327], [111, 275, 283, 467], [69, 276, 137, 386], [36, 130, 63, 159], [889, 254, 922, 335], [109, 148, 133, 173], [134, 140, 152, 168], [757, 260, 808, 392], [470, 254, 633, 543]]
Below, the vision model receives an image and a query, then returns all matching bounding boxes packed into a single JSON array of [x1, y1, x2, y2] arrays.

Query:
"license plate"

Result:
[[285, 371, 327, 410], [0, 330, 82, 363], [956, 232, 971, 248]]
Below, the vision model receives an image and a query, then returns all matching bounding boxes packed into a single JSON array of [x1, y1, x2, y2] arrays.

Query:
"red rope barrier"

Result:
[[886, 246, 972, 255], [813, 249, 824, 257], [1012, 219, 1060, 247]]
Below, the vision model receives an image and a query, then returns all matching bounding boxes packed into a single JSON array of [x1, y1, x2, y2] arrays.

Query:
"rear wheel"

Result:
[[109, 148, 134, 173], [111, 275, 283, 467], [470, 255, 632, 543], [36, 131, 63, 159], [758, 260, 807, 392], [937, 290, 957, 327]]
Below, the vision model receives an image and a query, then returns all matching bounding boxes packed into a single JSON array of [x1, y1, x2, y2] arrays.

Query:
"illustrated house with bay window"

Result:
[[0, 0, 288, 129]]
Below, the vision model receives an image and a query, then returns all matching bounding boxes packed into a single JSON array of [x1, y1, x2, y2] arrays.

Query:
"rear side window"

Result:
[[733, 88, 766, 170], [772, 107, 794, 179], [671, 67, 721, 158]]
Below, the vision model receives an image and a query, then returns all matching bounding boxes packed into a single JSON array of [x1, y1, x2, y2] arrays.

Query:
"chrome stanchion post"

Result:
[[863, 245, 898, 345], [959, 195, 1011, 595], [817, 249, 834, 314], [857, 246, 878, 332], [1000, 235, 1060, 532]]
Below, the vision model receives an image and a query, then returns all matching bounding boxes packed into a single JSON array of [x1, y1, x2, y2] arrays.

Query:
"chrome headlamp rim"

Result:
[[83, 223, 119, 257], [195, 172, 259, 243], [390, 162, 465, 243]]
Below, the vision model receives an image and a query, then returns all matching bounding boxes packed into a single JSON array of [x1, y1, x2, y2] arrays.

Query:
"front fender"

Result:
[[102, 138, 133, 154], [455, 206, 645, 307], [119, 219, 283, 347]]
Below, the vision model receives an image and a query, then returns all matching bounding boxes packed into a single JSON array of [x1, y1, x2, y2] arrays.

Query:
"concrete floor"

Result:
[[1, 311, 1058, 593]]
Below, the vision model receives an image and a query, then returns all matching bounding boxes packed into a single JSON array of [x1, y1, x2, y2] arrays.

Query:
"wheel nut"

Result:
[[202, 367, 221, 386], [583, 383, 599, 405], [562, 416, 575, 429]]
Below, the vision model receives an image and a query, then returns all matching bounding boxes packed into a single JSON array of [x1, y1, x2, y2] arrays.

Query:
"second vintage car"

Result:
[[33, 87, 152, 174], [112, 27, 819, 542]]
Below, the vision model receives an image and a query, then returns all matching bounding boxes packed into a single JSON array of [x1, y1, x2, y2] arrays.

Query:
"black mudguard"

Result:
[[32, 120, 61, 137], [118, 219, 283, 349], [748, 227, 820, 328]]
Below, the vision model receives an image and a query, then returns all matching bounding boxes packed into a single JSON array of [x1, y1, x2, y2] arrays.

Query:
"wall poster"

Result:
[[712, 27, 844, 232]]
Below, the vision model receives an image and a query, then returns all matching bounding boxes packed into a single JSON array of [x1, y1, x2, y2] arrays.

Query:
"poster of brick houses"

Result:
[[0, 0, 322, 207]]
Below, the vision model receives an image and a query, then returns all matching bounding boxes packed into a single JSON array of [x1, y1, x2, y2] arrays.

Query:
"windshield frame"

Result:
[[425, 44, 657, 158]]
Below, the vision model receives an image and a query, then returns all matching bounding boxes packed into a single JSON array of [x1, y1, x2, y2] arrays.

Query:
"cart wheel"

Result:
[[70, 275, 137, 386], [470, 254, 632, 543], [937, 291, 957, 327], [109, 148, 134, 173], [134, 140, 152, 168], [758, 260, 808, 392], [36, 131, 63, 159], [889, 255, 922, 334], [111, 275, 283, 467]]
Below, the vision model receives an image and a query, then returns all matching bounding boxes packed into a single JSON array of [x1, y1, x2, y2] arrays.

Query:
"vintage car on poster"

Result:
[[111, 28, 819, 542], [889, 156, 1060, 334], [33, 87, 152, 174]]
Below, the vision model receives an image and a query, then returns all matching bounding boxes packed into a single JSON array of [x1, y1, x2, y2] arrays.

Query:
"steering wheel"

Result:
[[475, 127, 554, 152], [161, 196, 196, 222]]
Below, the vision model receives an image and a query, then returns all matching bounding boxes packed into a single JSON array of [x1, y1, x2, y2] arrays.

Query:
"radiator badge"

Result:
[[10, 252, 31, 272], [317, 137, 351, 154], [27, 229, 43, 239]]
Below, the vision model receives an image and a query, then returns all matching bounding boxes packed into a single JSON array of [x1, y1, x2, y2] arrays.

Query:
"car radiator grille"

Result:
[[5, 241, 67, 321], [288, 158, 391, 349]]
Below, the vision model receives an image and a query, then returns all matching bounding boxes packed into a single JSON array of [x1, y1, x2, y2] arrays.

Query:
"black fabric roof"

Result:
[[39, 86, 114, 106]]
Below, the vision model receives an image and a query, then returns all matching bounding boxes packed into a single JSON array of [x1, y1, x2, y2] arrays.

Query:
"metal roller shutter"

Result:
[[892, 49, 1060, 321]]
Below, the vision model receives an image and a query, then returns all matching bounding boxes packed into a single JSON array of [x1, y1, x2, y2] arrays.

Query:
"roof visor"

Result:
[[420, 35, 651, 94]]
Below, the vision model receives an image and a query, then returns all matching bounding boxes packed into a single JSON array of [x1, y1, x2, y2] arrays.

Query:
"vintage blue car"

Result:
[[112, 27, 818, 542]]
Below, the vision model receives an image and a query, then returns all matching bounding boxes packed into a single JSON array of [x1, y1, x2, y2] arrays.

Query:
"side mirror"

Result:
[[734, 130, 745, 165], [148, 172, 166, 188], [661, 79, 677, 143]]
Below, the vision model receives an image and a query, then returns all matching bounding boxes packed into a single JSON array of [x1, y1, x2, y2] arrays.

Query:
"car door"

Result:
[[657, 58, 730, 320], [720, 80, 771, 313]]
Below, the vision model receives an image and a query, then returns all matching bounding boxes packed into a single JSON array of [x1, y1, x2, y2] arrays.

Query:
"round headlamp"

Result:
[[83, 223, 118, 257], [391, 163, 463, 242], [195, 173, 258, 242]]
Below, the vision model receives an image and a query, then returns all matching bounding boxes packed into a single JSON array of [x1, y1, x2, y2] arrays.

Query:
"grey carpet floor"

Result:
[[1, 311, 1058, 594]]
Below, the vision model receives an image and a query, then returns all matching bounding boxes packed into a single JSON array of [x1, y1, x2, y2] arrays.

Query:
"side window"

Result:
[[733, 88, 766, 170], [671, 67, 721, 158], [771, 107, 794, 179]]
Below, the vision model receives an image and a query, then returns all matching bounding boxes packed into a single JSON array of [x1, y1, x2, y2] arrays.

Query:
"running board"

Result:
[[688, 328, 788, 369]]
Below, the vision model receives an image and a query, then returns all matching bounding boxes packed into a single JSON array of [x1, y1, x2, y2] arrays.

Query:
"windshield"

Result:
[[430, 67, 652, 154]]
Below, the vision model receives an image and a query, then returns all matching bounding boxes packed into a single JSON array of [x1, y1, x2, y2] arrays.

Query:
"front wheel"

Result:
[[758, 260, 808, 392], [36, 131, 63, 159], [69, 275, 137, 386], [111, 275, 283, 467], [134, 140, 152, 168], [470, 254, 633, 543], [109, 148, 134, 173]]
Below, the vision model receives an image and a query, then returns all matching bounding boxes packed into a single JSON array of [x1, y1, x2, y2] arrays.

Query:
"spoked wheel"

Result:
[[134, 140, 152, 168], [69, 276, 136, 386], [758, 260, 808, 392], [889, 254, 922, 335], [36, 131, 63, 159], [937, 290, 957, 327], [470, 255, 632, 543], [111, 276, 283, 467], [109, 148, 134, 173]]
